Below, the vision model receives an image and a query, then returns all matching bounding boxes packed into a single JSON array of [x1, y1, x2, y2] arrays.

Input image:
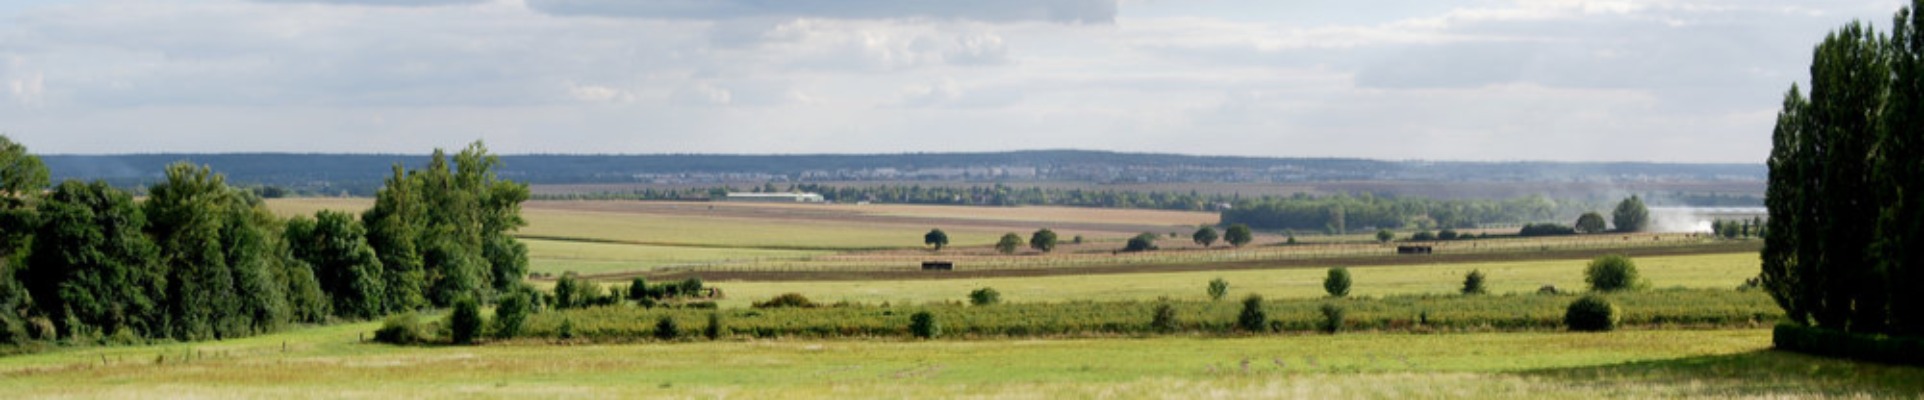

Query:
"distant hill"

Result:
[[40, 150, 1764, 197]]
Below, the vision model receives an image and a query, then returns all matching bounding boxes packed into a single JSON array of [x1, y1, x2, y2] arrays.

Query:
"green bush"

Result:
[[449, 297, 483, 345], [373, 313, 430, 345], [754, 293, 817, 309], [1207, 278, 1229, 301], [1151, 302, 1178, 333], [1124, 232, 1159, 252], [704, 312, 723, 340], [1324, 267, 1351, 298], [1584, 255, 1641, 292], [1462, 269, 1488, 295], [492, 291, 532, 338], [1411, 231, 1437, 241], [1237, 294, 1267, 332], [1565, 295, 1619, 332], [1319, 303, 1346, 334], [653, 316, 680, 341], [910, 311, 939, 339], [557, 318, 575, 340], [627, 277, 650, 301], [969, 287, 1001, 306]]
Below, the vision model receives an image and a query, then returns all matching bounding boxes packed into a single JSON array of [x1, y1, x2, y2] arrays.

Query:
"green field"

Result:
[[2, 325, 1916, 398], [700, 252, 1759, 308]]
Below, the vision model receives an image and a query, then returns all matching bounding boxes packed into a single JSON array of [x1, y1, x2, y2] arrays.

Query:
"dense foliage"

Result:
[[1584, 255, 1642, 292], [1028, 229, 1057, 252], [1324, 267, 1352, 298], [1207, 278, 1229, 301], [968, 287, 1002, 306], [361, 143, 530, 309], [1463, 270, 1489, 295], [1574, 212, 1608, 234], [1219, 193, 1593, 233], [995, 233, 1023, 254], [1223, 224, 1253, 247], [1765, 4, 1924, 337], [1518, 223, 1577, 237], [1236, 294, 1267, 332], [1123, 233, 1158, 252], [1565, 295, 1619, 332], [1612, 196, 1650, 233], [923, 229, 949, 251]]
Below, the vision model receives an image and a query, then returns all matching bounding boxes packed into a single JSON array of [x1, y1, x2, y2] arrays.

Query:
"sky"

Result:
[[0, 0, 1907, 162]]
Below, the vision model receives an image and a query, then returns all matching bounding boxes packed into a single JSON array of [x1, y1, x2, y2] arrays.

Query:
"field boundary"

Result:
[[597, 241, 1762, 282]]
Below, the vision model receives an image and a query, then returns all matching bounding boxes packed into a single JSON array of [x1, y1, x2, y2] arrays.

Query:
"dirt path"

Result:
[[582, 242, 1761, 282]]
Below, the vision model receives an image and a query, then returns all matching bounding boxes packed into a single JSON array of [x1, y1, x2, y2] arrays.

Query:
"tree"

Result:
[[1612, 196, 1650, 233], [1207, 278, 1228, 301], [1237, 294, 1268, 332], [653, 316, 679, 341], [1124, 232, 1158, 252], [995, 233, 1023, 254], [146, 163, 307, 339], [909, 311, 939, 339], [0, 135, 47, 263], [1223, 224, 1253, 247], [1575, 212, 1608, 234], [1462, 269, 1489, 295], [492, 289, 531, 338], [1375, 229, 1394, 243], [1584, 255, 1641, 292], [449, 296, 483, 345], [1028, 228, 1058, 252], [627, 277, 650, 301], [285, 210, 386, 320], [924, 229, 949, 251], [1192, 226, 1219, 248], [968, 287, 1001, 306], [22, 180, 165, 339], [1324, 267, 1352, 298], [361, 142, 531, 309]]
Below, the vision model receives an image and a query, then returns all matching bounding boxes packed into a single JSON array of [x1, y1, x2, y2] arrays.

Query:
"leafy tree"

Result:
[[146, 163, 308, 339], [1151, 301, 1178, 333], [363, 165, 428, 313], [995, 233, 1023, 254], [1438, 229, 1460, 240], [1410, 231, 1436, 241], [1192, 226, 1219, 248], [1462, 269, 1488, 295], [1585, 255, 1641, 292], [492, 289, 531, 338], [1029, 228, 1058, 252], [22, 180, 165, 339], [1881, 2, 1924, 335], [653, 315, 679, 341], [704, 312, 723, 340], [285, 210, 386, 319], [1237, 294, 1268, 332], [909, 311, 939, 339], [1224, 224, 1254, 247], [1124, 232, 1159, 252], [1202, 278, 1227, 301], [448, 296, 482, 345], [1575, 212, 1608, 234], [679, 277, 704, 297], [1319, 303, 1346, 334], [553, 272, 583, 309], [627, 277, 650, 301], [968, 287, 1001, 306], [924, 229, 949, 251], [362, 142, 531, 309], [1375, 229, 1395, 243], [1612, 196, 1650, 233], [1324, 267, 1352, 298], [0, 135, 47, 262], [1565, 295, 1619, 332]]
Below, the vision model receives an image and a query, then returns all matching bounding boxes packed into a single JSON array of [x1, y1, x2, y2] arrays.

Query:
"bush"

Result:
[[968, 287, 1001, 306], [493, 291, 532, 338], [704, 313, 723, 340], [754, 293, 818, 309], [557, 318, 575, 340], [627, 277, 650, 301], [373, 313, 430, 345], [1565, 295, 1619, 332], [1519, 223, 1577, 237], [1375, 229, 1395, 243], [678, 278, 704, 297], [1207, 278, 1228, 301], [653, 316, 680, 341], [1324, 267, 1352, 298], [909, 311, 939, 339], [1411, 231, 1437, 241], [1319, 303, 1346, 334], [1124, 232, 1159, 252], [1151, 302, 1178, 333], [449, 297, 483, 345], [1584, 254, 1641, 292], [1462, 269, 1488, 295], [1237, 294, 1267, 332], [1438, 229, 1460, 240]]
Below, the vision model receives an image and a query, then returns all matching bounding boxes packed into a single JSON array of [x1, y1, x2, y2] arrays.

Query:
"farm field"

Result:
[[698, 252, 1758, 308], [2, 326, 1916, 398], [519, 239, 832, 276]]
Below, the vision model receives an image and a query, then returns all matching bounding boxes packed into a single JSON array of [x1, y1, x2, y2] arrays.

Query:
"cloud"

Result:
[[249, 0, 488, 6], [894, 78, 1020, 108], [525, 0, 1117, 24]]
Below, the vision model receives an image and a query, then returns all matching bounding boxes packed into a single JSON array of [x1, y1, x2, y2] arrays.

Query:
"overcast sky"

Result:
[[0, 0, 1906, 162]]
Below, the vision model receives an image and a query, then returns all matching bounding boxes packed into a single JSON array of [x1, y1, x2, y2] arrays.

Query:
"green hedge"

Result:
[[1774, 323, 1924, 366]]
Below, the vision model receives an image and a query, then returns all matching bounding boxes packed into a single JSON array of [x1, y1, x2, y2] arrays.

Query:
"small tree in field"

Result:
[[492, 290, 531, 338], [924, 229, 949, 251], [449, 297, 482, 345], [1124, 232, 1159, 252], [1324, 267, 1352, 298], [703, 312, 723, 340], [1565, 295, 1618, 332], [910, 311, 939, 339], [1237, 294, 1268, 332], [1224, 224, 1254, 247], [995, 233, 1023, 254], [1575, 212, 1608, 234], [1376, 229, 1395, 243], [1612, 196, 1650, 233], [968, 287, 1001, 306], [1151, 301, 1179, 333], [1207, 278, 1229, 301], [627, 277, 650, 301], [1029, 228, 1058, 252], [654, 316, 679, 341], [1584, 255, 1641, 292], [1462, 269, 1488, 295], [1192, 226, 1219, 248]]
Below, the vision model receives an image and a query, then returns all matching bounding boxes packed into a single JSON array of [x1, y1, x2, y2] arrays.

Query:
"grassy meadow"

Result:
[[2, 326, 1917, 398]]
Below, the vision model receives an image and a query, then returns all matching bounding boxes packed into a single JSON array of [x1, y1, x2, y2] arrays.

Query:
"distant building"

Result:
[[723, 192, 826, 203]]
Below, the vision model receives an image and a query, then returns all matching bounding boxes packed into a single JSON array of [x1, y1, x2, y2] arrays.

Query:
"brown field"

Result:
[[531, 180, 1765, 200]]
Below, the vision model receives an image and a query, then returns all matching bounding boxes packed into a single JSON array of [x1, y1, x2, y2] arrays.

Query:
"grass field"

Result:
[[2, 325, 1916, 398], [520, 239, 833, 275], [699, 252, 1759, 308]]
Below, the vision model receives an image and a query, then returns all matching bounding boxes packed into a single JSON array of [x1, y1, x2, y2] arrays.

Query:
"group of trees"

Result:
[[1220, 193, 1591, 233], [1763, 1, 1924, 337], [1711, 218, 1764, 239], [0, 136, 530, 345]]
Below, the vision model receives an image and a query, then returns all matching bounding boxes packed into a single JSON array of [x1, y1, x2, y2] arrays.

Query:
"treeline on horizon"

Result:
[[0, 136, 531, 346]]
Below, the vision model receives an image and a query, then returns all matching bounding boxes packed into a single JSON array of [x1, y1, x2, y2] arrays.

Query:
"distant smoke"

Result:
[[1648, 207, 1766, 233]]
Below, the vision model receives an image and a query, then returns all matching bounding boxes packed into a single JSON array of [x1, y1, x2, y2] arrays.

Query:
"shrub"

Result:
[[968, 287, 1001, 306], [1151, 302, 1178, 333], [754, 293, 818, 309], [557, 318, 575, 340], [1319, 303, 1346, 334], [492, 290, 532, 338], [449, 297, 483, 345], [678, 278, 704, 297], [654, 316, 680, 341], [1565, 295, 1619, 332], [1438, 229, 1460, 240], [627, 277, 650, 301], [1519, 223, 1577, 237], [1375, 229, 1395, 243], [1124, 232, 1159, 252], [909, 311, 939, 339], [1324, 267, 1351, 298], [1411, 231, 1437, 241], [1584, 254, 1641, 292], [373, 313, 430, 345], [1207, 278, 1228, 301], [1462, 269, 1488, 295], [704, 312, 723, 340], [1237, 294, 1267, 332]]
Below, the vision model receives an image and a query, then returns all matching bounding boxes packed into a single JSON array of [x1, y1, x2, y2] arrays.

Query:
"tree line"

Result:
[[1218, 193, 1599, 233], [1763, 0, 1924, 338], [0, 136, 529, 345]]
